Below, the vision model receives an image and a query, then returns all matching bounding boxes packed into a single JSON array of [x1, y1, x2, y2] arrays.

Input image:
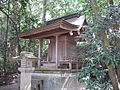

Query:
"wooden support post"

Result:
[[69, 62, 72, 70], [55, 35, 58, 68], [38, 39, 43, 68], [65, 36, 67, 60], [76, 63, 79, 72]]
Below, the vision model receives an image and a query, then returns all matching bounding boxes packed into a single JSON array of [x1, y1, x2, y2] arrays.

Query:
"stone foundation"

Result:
[[31, 73, 86, 90]]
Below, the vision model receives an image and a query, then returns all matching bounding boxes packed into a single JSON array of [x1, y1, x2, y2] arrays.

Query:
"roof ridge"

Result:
[[46, 13, 81, 25]]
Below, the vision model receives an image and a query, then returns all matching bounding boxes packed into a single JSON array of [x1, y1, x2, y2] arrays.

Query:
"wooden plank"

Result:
[[48, 37, 56, 62]]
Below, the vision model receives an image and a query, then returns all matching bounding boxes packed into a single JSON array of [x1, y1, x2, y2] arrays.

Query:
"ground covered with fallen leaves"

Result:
[[0, 73, 19, 90]]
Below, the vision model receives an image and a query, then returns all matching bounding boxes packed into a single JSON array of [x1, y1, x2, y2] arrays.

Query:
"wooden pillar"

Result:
[[69, 62, 72, 70], [76, 63, 79, 72], [55, 35, 58, 68], [38, 39, 43, 68], [65, 36, 67, 60]]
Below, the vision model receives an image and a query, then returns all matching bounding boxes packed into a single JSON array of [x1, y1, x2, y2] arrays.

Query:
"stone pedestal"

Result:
[[31, 73, 87, 90], [18, 52, 35, 90], [19, 67, 35, 90]]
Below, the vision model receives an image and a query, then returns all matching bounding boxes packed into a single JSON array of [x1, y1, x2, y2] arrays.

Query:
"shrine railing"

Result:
[[58, 56, 84, 70], [34, 56, 84, 71]]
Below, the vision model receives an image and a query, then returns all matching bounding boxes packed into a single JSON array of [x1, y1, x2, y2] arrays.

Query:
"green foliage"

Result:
[[47, 0, 84, 19], [77, 3, 120, 89], [0, 0, 120, 89], [0, 0, 41, 74]]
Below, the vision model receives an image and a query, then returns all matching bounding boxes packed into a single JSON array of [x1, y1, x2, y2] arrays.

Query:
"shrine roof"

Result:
[[19, 13, 85, 39], [46, 13, 80, 25]]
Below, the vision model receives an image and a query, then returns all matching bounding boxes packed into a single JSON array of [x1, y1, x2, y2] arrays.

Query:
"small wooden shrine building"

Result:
[[19, 13, 86, 71]]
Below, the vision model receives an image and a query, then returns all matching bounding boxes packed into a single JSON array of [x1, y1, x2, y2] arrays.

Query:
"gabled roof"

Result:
[[46, 13, 81, 25], [19, 13, 86, 39]]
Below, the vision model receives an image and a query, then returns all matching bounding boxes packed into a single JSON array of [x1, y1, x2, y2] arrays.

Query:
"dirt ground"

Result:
[[0, 83, 19, 90], [0, 74, 20, 90]]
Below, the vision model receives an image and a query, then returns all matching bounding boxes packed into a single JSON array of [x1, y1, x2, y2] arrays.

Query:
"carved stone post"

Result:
[[18, 52, 35, 90]]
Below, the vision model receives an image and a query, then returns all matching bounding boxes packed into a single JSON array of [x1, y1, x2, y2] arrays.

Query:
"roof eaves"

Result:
[[19, 20, 64, 38]]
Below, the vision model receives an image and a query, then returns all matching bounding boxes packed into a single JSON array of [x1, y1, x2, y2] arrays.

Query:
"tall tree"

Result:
[[3, 0, 10, 74], [89, 0, 119, 89], [42, 0, 47, 25], [78, 0, 120, 89], [108, 0, 120, 84]]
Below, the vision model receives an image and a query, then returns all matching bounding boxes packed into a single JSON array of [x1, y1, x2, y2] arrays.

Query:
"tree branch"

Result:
[[0, 7, 16, 25], [109, 0, 114, 5]]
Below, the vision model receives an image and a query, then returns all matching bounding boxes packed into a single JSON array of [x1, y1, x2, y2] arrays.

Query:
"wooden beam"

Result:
[[24, 30, 69, 40]]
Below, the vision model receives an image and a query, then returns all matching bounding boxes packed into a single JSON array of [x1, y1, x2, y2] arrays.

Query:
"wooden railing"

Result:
[[36, 56, 84, 71], [58, 56, 84, 70]]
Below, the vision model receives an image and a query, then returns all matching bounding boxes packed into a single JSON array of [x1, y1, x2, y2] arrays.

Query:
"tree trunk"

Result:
[[42, 0, 47, 25], [3, 0, 10, 74], [115, 38, 120, 84], [101, 31, 119, 90], [109, 0, 120, 84], [11, 0, 21, 56], [117, 64, 120, 83]]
